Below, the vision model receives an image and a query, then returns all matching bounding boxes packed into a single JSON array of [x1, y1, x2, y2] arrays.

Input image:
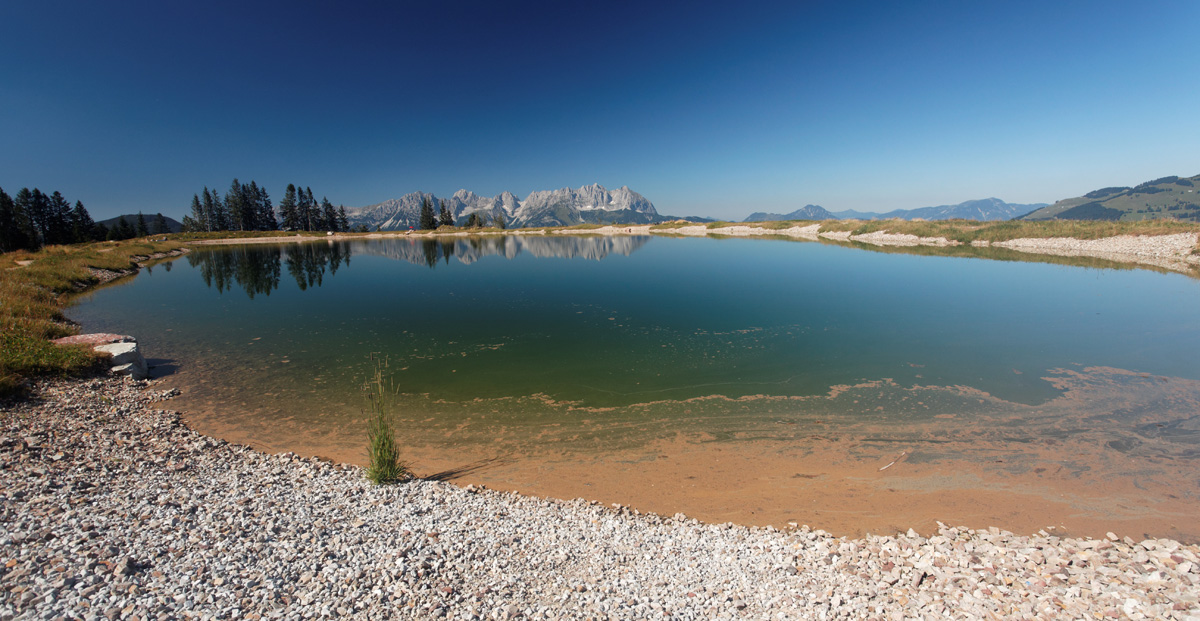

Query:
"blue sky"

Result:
[[1, 0, 1197, 221]]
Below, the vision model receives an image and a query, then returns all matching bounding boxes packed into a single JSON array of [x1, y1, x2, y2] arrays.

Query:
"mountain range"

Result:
[[743, 205, 836, 222], [742, 199, 1047, 223], [1019, 174, 1200, 222], [346, 184, 685, 230], [831, 198, 1048, 221]]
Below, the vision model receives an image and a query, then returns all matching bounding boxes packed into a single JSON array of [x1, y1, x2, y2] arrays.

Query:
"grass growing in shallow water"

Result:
[[363, 362, 410, 485]]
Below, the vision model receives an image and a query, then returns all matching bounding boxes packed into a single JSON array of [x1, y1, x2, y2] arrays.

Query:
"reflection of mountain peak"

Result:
[[354, 235, 652, 266]]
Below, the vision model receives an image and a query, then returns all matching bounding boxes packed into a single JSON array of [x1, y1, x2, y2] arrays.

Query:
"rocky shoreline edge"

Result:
[[3, 375, 1199, 620]]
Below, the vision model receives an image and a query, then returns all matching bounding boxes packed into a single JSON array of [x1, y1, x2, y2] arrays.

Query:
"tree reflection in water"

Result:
[[187, 241, 353, 297], [187, 236, 651, 298]]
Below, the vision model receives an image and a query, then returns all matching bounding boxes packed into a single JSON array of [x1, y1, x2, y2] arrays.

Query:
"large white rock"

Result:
[[94, 342, 148, 380]]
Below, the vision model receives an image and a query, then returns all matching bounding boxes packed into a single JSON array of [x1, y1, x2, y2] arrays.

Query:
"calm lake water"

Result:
[[67, 235, 1200, 536], [72, 235, 1200, 405]]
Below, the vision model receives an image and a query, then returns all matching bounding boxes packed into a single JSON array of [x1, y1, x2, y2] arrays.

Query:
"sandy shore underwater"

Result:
[[3, 375, 1200, 620]]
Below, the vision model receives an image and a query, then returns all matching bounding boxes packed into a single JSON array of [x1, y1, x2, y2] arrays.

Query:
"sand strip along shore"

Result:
[[3, 375, 1198, 620]]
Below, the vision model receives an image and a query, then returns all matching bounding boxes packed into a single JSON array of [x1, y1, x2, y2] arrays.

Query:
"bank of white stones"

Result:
[[3, 376, 1199, 620]]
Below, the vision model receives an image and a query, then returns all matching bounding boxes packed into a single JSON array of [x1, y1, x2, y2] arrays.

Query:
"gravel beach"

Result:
[[3, 376, 1199, 620]]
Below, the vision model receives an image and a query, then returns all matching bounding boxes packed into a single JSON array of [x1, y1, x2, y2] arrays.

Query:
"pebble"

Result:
[[2, 375, 1199, 619]]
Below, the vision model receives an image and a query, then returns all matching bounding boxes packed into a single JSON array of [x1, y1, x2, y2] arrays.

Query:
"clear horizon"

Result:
[[2, 0, 1197, 221]]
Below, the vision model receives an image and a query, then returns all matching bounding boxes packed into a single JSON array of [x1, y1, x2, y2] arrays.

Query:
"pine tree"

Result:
[[337, 206, 350, 232], [298, 187, 317, 231], [206, 188, 230, 231], [418, 197, 437, 230], [189, 194, 207, 232], [251, 182, 275, 230], [0, 187, 16, 251], [438, 200, 454, 227], [493, 213, 506, 229], [16, 188, 50, 245], [115, 216, 135, 240], [46, 191, 72, 245], [278, 184, 299, 231], [226, 179, 246, 231], [152, 212, 168, 235], [305, 188, 316, 231], [201, 188, 218, 232], [0, 187, 34, 252], [321, 198, 337, 231], [69, 201, 96, 243], [135, 212, 149, 237]]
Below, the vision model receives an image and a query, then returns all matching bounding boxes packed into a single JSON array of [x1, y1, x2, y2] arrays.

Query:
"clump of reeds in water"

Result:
[[364, 360, 410, 485]]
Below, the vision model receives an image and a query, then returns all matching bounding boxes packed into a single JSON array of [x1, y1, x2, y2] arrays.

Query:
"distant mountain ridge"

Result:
[[347, 184, 678, 230], [741, 199, 1047, 223], [829, 198, 1048, 221], [1019, 174, 1200, 222], [744, 205, 836, 222]]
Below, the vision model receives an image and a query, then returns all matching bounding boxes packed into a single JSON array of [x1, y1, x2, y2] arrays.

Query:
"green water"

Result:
[[66, 235, 1200, 457]]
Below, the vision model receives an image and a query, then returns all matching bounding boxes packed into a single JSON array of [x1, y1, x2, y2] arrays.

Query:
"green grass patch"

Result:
[[363, 361, 411, 485], [0, 238, 187, 397]]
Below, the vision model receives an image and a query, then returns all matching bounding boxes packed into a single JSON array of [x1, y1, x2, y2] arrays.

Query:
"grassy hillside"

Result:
[[1021, 174, 1200, 222]]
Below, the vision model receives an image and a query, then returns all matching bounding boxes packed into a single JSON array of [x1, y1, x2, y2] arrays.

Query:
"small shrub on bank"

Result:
[[363, 363, 410, 485]]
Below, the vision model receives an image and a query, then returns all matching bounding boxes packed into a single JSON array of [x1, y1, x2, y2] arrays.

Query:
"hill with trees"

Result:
[[99, 214, 183, 236], [1020, 174, 1200, 222]]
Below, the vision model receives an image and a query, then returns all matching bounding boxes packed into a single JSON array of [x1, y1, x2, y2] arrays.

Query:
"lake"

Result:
[[68, 234, 1200, 539]]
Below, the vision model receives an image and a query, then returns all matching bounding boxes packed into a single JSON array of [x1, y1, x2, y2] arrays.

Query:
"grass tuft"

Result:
[[363, 360, 410, 485]]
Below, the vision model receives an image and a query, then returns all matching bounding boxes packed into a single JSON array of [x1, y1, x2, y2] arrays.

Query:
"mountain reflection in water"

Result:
[[187, 235, 651, 297], [356, 235, 652, 265]]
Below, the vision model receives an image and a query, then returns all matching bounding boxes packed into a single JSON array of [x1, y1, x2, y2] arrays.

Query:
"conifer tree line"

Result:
[[0, 186, 110, 252], [416, 197, 506, 230], [183, 179, 351, 233]]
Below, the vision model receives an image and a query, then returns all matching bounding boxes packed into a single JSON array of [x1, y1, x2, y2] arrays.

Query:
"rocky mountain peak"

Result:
[[347, 184, 661, 230]]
